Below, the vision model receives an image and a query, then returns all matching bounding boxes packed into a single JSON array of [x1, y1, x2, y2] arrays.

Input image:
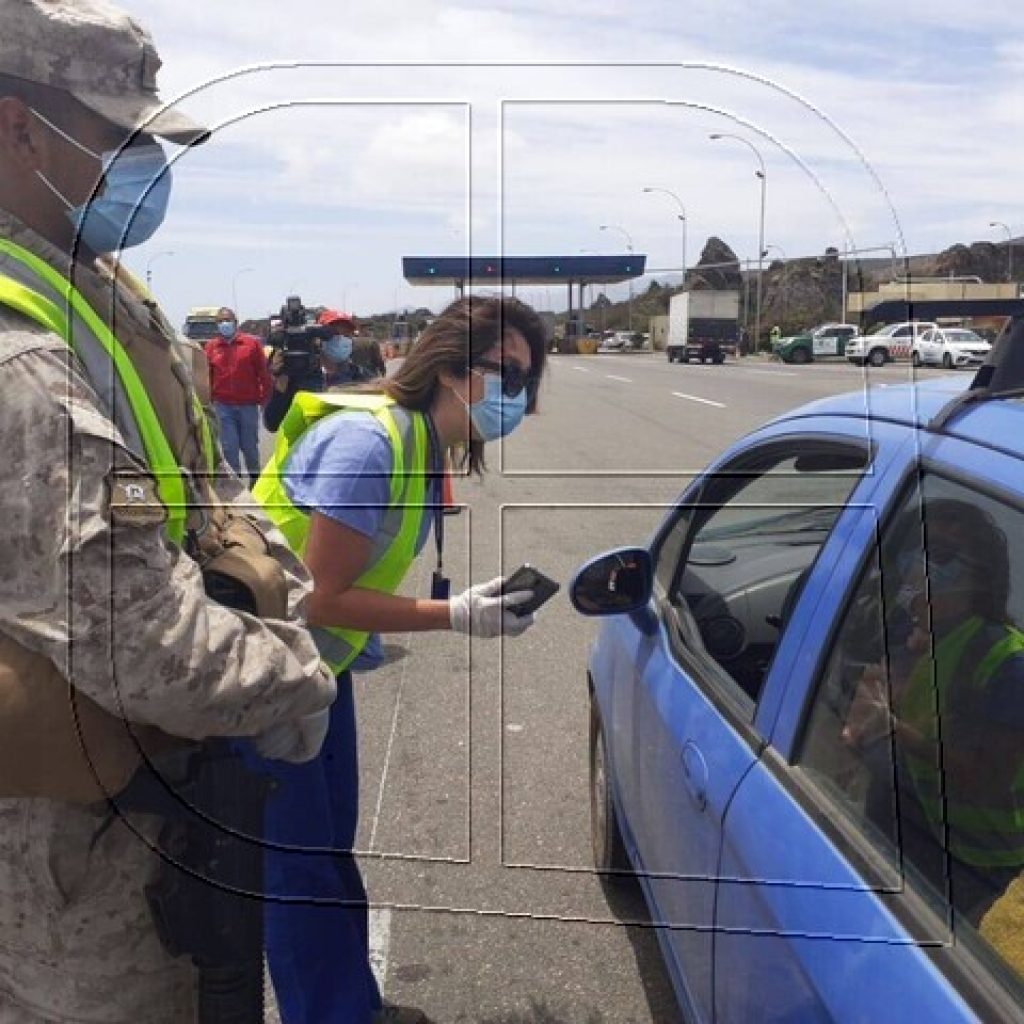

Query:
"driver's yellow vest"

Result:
[[899, 616, 1024, 869], [253, 392, 431, 673], [0, 239, 215, 543]]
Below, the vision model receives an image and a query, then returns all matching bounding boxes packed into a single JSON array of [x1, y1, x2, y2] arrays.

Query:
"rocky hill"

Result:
[[566, 236, 1017, 346]]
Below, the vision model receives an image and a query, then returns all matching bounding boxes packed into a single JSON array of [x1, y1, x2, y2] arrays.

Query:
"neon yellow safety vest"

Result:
[[0, 239, 215, 545], [253, 391, 432, 674], [899, 616, 1024, 869]]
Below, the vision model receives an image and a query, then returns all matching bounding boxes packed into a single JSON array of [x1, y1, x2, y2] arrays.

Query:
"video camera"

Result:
[[267, 295, 330, 377]]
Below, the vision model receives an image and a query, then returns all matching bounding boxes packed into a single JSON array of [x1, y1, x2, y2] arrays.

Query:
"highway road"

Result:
[[263, 353, 959, 1024]]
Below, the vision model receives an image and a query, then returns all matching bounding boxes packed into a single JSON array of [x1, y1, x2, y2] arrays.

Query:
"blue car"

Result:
[[572, 336, 1024, 1021]]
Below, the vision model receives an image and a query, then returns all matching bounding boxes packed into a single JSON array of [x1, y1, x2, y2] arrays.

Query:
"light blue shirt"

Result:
[[283, 409, 438, 669]]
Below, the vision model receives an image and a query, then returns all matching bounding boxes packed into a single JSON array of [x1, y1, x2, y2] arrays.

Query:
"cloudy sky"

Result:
[[116, 0, 1024, 330]]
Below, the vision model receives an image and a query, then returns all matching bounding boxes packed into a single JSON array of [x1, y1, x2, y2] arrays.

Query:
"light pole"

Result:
[[599, 223, 635, 334], [990, 221, 1013, 283], [641, 187, 687, 288], [145, 250, 174, 291], [710, 133, 766, 352], [231, 267, 255, 315]]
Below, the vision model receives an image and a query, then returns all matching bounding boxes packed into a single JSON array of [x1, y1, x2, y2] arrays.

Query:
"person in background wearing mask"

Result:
[[205, 305, 272, 486], [0, 0, 335, 1020], [252, 295, 548, 1024], [318, 307, 368, 385]]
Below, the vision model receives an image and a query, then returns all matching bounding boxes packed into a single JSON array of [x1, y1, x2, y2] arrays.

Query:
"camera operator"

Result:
[[263, 296, 325, 432], [264, 306, 378, 431]]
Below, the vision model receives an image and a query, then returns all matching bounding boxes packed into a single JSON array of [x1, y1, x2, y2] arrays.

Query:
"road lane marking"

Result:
[[672, 391, 726, 408], [572, 365, 590, 372], [605, 374, 633, 383], [369, 909, 392, 986]]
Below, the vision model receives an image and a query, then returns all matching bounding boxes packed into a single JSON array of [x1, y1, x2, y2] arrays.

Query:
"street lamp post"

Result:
[[231, 267, 255, 315], [641, 187, 687, 288], [710, 133, 766, 352], [990, 221, 1014, 283], [145, 250, 174, 290], [599, 223, 635, 334]]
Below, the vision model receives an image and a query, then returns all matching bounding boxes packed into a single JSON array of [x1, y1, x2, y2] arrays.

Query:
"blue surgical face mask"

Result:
[[324, 335, 353, 362], [217, 321, 237, 339], [460, 371, 527, 441], [31, 109, 171, 254]]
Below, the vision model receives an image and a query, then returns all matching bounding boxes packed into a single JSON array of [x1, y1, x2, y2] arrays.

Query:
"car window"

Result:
[[797, 474, 1024, 1001], [894, 326, 911, 338], [658, 443, 869, 711]]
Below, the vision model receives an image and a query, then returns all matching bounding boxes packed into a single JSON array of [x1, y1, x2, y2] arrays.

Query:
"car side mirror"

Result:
[[570, 547, 653, 616]]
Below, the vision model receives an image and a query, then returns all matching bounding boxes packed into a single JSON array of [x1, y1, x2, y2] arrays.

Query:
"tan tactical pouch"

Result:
[[193, 512, 289, 621], [0, 635, 176, 804]]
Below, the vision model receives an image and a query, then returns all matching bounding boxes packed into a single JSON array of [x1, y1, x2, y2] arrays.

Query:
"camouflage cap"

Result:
[[0, 0, 207, 144]]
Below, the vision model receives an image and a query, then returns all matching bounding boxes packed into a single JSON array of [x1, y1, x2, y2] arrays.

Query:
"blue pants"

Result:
[[263, 672, 382, 1023], [214, 402, 261, 478]]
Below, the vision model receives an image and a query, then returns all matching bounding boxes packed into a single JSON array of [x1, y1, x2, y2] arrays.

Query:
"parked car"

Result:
[[913, 327, 992, 369], [572, 345, 1024, 1021], [846, 321, 938, 366], [772, 323, 860, 363]]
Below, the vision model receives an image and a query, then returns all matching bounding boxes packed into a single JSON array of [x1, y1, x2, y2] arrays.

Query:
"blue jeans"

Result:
[[263, 672, 382, 1023], [214, 402, 261, 478]]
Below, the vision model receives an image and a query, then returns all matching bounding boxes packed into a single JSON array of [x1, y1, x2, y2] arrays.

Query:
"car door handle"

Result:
[[681, 740, 708, 812]]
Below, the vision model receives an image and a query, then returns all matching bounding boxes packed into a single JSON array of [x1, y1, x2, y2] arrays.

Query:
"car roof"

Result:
[[777, 375, 1024, 459]]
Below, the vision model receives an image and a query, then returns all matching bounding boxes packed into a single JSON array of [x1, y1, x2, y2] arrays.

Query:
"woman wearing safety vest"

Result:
[[252, 295, 548, 1024], [843, 498, 1024, 928]]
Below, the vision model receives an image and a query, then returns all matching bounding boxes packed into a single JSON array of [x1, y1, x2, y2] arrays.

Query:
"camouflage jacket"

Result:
[[0, 212, 335, 1022]]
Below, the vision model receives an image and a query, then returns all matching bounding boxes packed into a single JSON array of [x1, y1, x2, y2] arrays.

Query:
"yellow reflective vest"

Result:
[[253, 391, 432, 673], [899, 616, 1024, 869], [0, 239, 214, 543]]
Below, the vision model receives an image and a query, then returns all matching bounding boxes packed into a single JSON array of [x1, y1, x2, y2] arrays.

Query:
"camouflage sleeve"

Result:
[[0, 341, 336, 740], [207, 463, 319, 622]]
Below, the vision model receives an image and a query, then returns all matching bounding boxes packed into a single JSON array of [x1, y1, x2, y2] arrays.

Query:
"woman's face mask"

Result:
[[463, 370, 527, 441]]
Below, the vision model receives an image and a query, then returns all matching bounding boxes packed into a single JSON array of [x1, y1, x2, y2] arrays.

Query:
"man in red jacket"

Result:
[[206, 306, 272, 485]]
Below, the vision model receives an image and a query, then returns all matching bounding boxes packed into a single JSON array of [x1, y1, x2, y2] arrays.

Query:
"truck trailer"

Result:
[[666, 290, 741, 364]]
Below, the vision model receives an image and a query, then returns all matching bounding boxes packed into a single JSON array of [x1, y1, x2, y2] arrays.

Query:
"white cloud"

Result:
[[116, 0, 1024, 325]]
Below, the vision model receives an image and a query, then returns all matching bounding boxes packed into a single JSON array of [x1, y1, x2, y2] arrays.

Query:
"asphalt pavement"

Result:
[[261, 353, 959, 1024]]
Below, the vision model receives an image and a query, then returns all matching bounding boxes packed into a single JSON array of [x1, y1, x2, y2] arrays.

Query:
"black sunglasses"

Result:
[[473, 359, 535, 399]]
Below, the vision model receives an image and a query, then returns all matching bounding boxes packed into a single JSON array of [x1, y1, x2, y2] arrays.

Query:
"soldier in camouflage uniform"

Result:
[[0, 1, 337, 1020]]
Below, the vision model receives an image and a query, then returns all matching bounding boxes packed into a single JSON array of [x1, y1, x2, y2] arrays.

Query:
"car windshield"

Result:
[[944, 330, 984, 344], [184, 321, 219, 340]]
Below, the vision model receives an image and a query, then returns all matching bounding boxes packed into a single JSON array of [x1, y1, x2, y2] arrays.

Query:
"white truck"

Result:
[[666, 290, 741, 364]]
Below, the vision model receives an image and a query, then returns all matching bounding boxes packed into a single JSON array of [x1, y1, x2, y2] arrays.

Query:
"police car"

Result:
[[845, 320, 938, 366], [573, 303, 1024, 1022]]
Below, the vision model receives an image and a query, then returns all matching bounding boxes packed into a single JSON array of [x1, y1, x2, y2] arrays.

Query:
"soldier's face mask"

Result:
[[30, 109, 171, 254]]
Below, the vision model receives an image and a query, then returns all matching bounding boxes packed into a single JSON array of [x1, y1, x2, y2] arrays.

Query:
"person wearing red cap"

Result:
[[317, 308, 363, 385]]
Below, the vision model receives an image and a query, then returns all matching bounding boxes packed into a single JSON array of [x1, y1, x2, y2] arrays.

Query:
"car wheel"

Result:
[[590, 696, 628, 875], [867, 348, 887, 367], [713, 354, 725, 365], [942, 352, 954, 369], [790, 347, 810, 364], [911, 351, 921, 368]]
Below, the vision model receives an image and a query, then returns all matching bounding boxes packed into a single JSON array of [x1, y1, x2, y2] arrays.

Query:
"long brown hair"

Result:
[[378, 294, 548, 474]]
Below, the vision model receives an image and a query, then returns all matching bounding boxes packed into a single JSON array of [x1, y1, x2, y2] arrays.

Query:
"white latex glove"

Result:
[[449, 575, 536, 638], [253, 709, 330, 763]]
